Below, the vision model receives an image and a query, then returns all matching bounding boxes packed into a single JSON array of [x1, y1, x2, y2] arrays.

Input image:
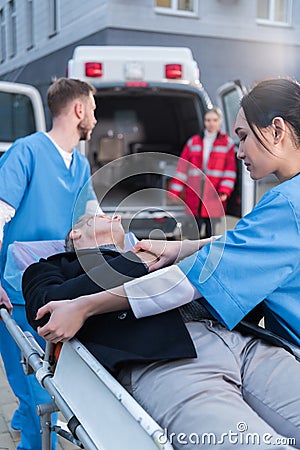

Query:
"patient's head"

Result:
[[65, 214, 125, 251]]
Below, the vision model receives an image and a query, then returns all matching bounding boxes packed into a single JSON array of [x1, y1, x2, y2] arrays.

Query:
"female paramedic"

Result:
[[35, 78, 300, 449]]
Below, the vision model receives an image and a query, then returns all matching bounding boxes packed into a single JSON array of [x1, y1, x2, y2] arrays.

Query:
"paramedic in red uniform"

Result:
[[168, 107, 237, 238]]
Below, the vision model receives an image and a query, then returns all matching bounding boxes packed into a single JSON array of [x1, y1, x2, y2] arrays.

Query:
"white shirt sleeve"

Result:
[[0, 200, 15, 242], [124, 265, 201, 318], [85, 200, 103, 215]]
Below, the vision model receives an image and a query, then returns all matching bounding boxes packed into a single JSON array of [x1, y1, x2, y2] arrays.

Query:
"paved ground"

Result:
[[0, 356, 77, 450]]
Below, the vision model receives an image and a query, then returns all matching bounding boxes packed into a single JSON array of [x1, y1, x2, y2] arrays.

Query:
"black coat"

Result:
[[23, 248, 196, 373]]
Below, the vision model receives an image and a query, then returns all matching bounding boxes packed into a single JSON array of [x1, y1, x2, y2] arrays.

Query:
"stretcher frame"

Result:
[[0, 307, 174, 450]]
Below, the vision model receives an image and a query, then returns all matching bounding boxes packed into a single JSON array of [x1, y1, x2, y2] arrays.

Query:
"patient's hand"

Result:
[[134, 240, 181, 270], [36, 300, 85, 343], [136, 249, 159, 269], [133, 237, 213, 271]]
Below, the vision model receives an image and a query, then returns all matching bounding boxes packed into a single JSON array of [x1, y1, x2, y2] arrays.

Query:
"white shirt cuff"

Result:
[[124, 265, 200, 318]]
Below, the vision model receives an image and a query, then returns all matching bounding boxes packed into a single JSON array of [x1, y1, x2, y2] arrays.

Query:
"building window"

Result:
[[27, 0, 34, 49], [155, 0, 198, 16], [9, 0, 17, 58], [49, 0, 60, 37], [257, 0, 292, 26], [0, 8, 6, 63]]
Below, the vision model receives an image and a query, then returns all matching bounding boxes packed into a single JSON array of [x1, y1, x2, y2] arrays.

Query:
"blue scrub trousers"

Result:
[[0, 304, 57, 450]]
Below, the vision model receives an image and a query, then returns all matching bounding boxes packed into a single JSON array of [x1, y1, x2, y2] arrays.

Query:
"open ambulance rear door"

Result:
[[216, 80, 278, 217]]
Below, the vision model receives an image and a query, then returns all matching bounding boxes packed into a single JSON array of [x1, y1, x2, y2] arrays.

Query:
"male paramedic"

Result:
[[0, 77, 100, 450]]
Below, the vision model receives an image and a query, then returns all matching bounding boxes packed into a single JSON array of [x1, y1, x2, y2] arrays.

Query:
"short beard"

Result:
[[78, 121, 90, 141]]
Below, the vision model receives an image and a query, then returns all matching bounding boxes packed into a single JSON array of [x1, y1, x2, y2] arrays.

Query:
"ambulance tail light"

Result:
[[85, 62, 103, 78], [165, 64, 182, 79]]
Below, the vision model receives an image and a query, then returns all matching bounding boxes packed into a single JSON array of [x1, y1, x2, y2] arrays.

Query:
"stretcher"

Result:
[[3, 239, 300, 450], [1, 237, 174, 450]]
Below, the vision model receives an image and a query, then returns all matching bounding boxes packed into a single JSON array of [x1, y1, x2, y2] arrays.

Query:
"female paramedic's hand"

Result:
[[0, 283, 13, 314], [36, 300, 85, 343], [133, 237, 214, 272]]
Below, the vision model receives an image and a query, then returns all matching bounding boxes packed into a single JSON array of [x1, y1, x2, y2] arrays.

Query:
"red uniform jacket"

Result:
[[169, 133, 236, 218]]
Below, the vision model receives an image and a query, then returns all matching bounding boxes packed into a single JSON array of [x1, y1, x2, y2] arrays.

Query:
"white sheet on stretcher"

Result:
[[53, 339, 172, 449], [4, 232, 138, 292]]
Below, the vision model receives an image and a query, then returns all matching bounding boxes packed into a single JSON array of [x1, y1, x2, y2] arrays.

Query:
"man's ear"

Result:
[[272, 117, 285, 144], [69, 229, 81, 241], [74, 101, 84, 120]]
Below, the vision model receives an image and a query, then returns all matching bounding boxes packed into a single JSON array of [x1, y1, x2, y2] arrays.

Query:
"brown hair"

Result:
[[47, 77, 96, 118]]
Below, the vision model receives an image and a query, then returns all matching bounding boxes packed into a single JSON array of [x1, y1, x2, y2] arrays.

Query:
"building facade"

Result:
[[0, 0, 299, 120]]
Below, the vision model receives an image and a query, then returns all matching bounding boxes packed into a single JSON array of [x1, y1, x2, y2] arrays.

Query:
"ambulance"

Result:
[[68, 45, 274, 238]]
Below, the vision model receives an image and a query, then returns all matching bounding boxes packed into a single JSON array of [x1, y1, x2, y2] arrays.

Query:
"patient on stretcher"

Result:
[[23, 214, 204, 374], [22, 213, 300, 450]]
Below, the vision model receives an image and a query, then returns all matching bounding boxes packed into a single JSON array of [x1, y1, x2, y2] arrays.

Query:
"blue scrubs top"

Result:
[[0, 132, 96, 302], [178, 174, 300, 346]]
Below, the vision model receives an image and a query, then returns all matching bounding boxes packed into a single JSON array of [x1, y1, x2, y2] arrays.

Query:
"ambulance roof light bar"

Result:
[[84, 61, 184, 81]]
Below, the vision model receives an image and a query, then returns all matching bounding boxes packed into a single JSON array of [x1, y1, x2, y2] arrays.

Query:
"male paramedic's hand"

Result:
[[36, 300, 85, 343], [133, 238, 213, 272], [0, 283, 13, 314]]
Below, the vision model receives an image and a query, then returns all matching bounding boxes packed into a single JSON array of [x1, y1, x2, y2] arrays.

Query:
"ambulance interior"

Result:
[[87, 87, 206, 212]]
